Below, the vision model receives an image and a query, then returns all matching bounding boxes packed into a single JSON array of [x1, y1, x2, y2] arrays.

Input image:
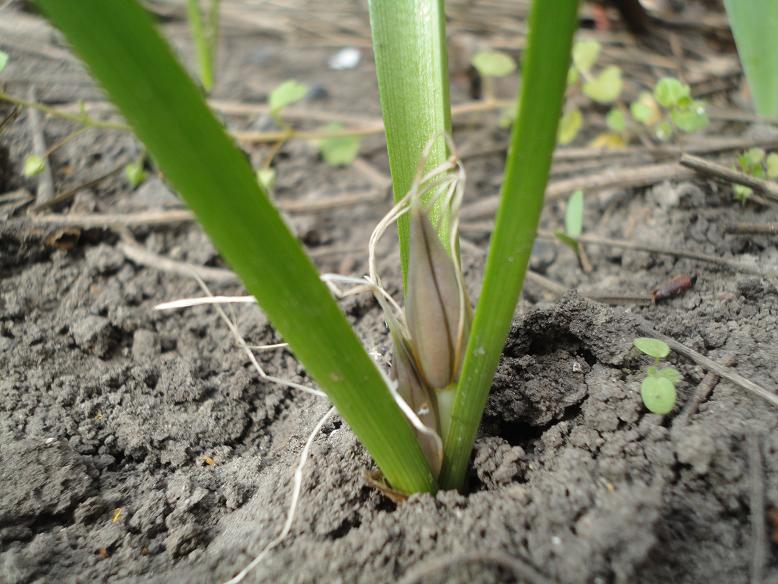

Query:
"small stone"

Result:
[[530, 240, 557, 274], [72, 315, 115, 357], [132, 329, 160, 362], [164, 523, 202, 558], [129, 177, 180, 209]]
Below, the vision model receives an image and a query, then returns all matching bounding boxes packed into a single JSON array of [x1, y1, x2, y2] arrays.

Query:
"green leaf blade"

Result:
[[368, 0, 453, 278], [440, 0, 580, 491], [724, 0, 778, 117], [565, 189, 584, 238], [37, 0, 435, 494]]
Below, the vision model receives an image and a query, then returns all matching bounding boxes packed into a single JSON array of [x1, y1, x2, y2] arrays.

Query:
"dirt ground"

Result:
[[2, 1, 778, 583]]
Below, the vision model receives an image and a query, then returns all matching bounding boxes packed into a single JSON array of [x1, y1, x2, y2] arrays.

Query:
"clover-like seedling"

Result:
[[631, 77, 708, 142], [22, 153, 45, 178], [471, 50, 516, 106], [316, 122, 361, 167], [124, 159, 146, 189], [732, 148, 778, 203], [268, 79, 308, 121], [633, 337, 680, 414], [558, 39, 623, 145]]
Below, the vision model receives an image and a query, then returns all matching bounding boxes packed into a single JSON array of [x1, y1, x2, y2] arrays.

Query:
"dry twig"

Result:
[[680, 154, 778, 204]]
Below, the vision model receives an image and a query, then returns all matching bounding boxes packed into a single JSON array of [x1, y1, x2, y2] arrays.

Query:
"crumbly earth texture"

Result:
[[2, 3, 778, 583]]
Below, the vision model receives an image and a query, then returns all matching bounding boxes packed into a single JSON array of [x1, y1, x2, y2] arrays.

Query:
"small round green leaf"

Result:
[[124, 160, 146, 188], [633, 337, 670, 359], [0, 50, 8, 73], [767, 152, 778, 179], [654, 77, 690, 108], [745, 147, 766, 166], [641, 376, 676, 414], [572, 39, 601, 74], [23, 154, 45, 178], [317, 122, 361, 166], [471, 51, 516, 78], [269, 80, 308, 114], [733, 184, 753, 203], [655, 366, 682, 385], [671, 101, 709, 133], [558, 108, 582, 145], [582, 65, 622, 104], [606, 108, 626, 132], [565, 189, 584, 238], [630, 91, 659, 126]]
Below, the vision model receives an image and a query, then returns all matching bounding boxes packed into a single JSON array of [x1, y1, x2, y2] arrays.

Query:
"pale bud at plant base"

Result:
[[405, 208, 470, 390], [390, 328, 443, 477]]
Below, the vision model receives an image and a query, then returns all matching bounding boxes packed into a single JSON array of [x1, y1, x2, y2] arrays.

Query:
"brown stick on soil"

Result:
[[118, 238, 238, 284], [676, 353, 737, 422], [680, 154, 778, 204], [635, 321, 778, 408], [29, 161, 126, 213], [460, 162, 694, 220], [725, 223, 778, 236], [748, 434, 767, 584], [26, 87, 55, 204], [397, 551, 554, 584], [544, 231, 778, 278]]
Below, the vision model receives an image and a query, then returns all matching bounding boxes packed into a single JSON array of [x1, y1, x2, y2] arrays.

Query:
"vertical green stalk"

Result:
[[439, 0, 579, 490], [724, 0, 778, 118], [186, 0, 219, 92], [367, 0, 453, 283]]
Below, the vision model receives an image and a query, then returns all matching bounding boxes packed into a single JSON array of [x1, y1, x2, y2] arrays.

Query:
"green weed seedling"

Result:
[[732, 148, 778, 203], [554, 190, 588, 267], [633, 337, 680, 415], [631, 77, 709, 142], [316, 123, 361, 167], [124, 159, 147, 189], [186, 0, 220, 93], [22, 153, 45, 178], [559, 39, 623, 145], [471, 49, 516, 109]]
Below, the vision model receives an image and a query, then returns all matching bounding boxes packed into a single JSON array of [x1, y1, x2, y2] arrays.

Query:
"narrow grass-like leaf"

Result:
[[37, 0, 435, 494], [724, 0, 778, 117], [186, 0, 216, 92], [440, 0, 579, 490], [367, 0, 453, 280]]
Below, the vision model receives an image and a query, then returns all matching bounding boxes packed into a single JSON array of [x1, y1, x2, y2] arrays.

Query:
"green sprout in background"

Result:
[[471, 49, 516, 104], [186, 0, 220, 93], [554, 189, 589, 270], [633, 337, 680, 415], [22, 153, 45, 178], [732, 148, 778, 203], [124, 159, 147, 189]]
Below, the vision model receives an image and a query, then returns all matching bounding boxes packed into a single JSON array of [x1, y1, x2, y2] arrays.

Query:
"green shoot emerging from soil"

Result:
[[186, 0, 220, 93], [39, 0, 579, 495], [633, 337, 680, 415], [732, 148, 778, 203]]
